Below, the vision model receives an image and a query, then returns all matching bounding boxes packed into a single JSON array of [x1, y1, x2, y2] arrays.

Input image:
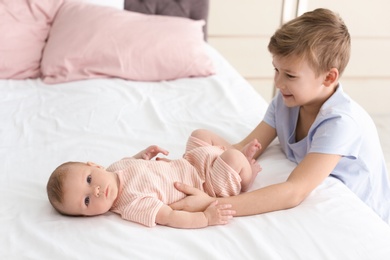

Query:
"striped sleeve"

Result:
[[121, 197, 164, 227]]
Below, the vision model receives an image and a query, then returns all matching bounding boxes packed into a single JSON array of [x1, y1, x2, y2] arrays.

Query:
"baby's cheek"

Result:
[[94, 202, 111, 215]]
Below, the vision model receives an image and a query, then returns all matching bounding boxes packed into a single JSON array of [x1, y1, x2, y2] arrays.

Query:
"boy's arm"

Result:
[[170, 153, 341, 216], [155, 201, 235, 229]]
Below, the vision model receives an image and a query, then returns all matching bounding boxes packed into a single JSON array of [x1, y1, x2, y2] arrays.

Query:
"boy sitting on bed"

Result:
[[46, 129, 261, 228], [170, 8, 390, 224]]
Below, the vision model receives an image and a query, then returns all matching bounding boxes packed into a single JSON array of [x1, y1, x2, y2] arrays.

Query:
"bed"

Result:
[[1, 0, 390, 259]]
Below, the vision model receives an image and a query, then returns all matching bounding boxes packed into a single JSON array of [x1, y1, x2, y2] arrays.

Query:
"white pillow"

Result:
[[79, 0, 124, 9]]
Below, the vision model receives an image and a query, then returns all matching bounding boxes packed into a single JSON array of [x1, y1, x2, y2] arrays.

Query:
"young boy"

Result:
[[170, 8, 390, 224], [47, 129, 261, 228]]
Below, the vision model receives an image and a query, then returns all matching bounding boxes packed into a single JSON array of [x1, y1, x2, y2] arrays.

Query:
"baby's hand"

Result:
[[203, 201, 235, 226], [141, 145, 169, 160]]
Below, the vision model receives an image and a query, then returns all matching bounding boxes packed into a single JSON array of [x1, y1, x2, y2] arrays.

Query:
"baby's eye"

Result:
[[85, 196, 90, 206], [286, 73, 296, 79], [87, 175, 92, 184]]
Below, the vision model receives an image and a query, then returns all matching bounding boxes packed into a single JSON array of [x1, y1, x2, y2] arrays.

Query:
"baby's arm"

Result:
[[155, 201, 235, 229], [132, 145, 169, 160]]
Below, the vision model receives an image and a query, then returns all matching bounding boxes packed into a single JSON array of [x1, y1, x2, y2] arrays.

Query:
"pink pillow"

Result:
[[41, 1, 215, 83], [0, 0, 63, 79]]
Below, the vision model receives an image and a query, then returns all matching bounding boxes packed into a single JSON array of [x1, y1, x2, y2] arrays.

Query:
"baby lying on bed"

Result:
[[46, 129, 261, 228]]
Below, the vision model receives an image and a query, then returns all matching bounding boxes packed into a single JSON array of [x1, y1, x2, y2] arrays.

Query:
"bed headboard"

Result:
[[124, 0, 209, 40]]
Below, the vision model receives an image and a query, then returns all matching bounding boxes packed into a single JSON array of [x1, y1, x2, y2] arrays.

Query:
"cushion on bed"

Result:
[[40, 1, 215, 84], [0, 0, 63, 79]]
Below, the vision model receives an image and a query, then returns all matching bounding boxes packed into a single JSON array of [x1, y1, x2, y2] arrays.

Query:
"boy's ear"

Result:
[[323, 68, 339, 87], [86, 161, 104, 169]]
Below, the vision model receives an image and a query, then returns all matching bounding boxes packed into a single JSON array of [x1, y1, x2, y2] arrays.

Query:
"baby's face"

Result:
[[59, 162, 119, 216]]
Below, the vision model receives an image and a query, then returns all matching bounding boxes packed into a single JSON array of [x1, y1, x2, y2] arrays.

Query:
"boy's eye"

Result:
[[87, 175, 92, 184], [85, 196, 90, 206], [286, 73, 296, 79]]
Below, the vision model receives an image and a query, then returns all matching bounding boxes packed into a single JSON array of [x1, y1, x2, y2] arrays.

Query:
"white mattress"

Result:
[[1, 46, 390, 259]]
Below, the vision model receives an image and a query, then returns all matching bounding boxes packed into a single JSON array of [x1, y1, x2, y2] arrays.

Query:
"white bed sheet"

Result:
[[1, 46, 390, 259]]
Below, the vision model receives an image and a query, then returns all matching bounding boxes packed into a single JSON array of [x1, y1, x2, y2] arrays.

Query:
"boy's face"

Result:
[[272, 55, 328, 108], [59, 162, 119, 216]]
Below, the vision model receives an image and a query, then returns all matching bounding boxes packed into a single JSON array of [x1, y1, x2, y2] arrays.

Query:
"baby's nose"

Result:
[[94, 185, 101, 197]]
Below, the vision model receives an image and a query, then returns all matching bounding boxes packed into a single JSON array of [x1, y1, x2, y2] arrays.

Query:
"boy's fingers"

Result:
[[170, 183, 198, 210], [173, 182, 201, 196], [169, 200, 183, 210]]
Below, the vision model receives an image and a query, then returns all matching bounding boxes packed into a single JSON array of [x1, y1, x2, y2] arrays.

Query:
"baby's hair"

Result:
[[268, 8, 351, 77], [46, 161, 84, 215]]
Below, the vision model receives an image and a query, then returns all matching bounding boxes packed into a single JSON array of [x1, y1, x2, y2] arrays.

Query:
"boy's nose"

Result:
[[274, 74, 285, 91], [274, 77, 283, 90], [274, 80, 280, 90]]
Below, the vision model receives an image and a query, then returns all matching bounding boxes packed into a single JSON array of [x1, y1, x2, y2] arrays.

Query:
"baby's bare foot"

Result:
[[250, 159, 262, 175], [242, 139, 261, 161], [242, 159, 262, 192], [240, 139, 262, 192]]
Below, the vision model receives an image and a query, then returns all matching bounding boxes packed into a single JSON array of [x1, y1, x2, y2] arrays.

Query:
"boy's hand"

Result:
[[134, 145, 169, 160], [203, 201, 235, 226], [170, 182, 214, 212]]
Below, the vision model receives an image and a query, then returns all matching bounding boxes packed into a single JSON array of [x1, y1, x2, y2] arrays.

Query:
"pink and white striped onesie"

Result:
[[107, 136, 242, 227]]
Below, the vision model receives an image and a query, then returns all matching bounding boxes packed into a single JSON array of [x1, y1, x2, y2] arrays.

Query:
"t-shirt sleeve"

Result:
[[309, 114, 362, 159], [121, 197, 164, 227], [263, 95, 277, 129]]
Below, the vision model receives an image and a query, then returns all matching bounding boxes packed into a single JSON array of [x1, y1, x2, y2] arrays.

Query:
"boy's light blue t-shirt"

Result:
[[263, 84, 390, 223]]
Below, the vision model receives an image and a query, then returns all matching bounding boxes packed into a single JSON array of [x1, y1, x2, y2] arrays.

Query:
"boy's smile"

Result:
[[59, 162, 120, 216]]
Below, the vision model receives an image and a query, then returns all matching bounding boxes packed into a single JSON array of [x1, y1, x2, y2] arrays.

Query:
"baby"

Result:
[[47, 129, 261, 228]]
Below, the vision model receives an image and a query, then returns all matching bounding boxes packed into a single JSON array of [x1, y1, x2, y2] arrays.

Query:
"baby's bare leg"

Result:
[[190, 129, 233, 148], [220, 149, 261, 192], [192, 130, 261, 191]]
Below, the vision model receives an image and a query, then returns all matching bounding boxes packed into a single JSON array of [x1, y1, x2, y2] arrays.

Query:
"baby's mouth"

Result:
[[105, 186, 109, 197]]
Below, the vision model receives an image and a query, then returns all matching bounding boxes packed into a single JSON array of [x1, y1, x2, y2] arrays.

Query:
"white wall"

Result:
[[208, 0, 281, 102], [208, 0, 390, 116]]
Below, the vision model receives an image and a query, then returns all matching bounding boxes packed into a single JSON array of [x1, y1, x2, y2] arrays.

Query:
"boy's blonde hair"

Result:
[[46, 161, 84, 215], [268, 8, 351, 77]]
